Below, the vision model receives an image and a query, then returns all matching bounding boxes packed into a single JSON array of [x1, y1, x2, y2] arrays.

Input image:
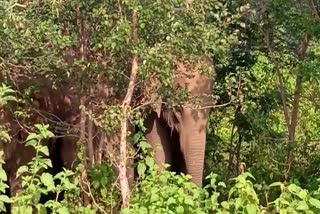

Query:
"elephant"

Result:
[[144, 60, 213, 187], [55, 59, 214, 188], [0, 77, 73, 213], [0, 58, 214, 212]]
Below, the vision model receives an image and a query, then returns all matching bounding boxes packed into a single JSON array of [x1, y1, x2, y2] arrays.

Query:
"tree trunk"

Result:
[[266, 30, 309, 179], [119, 8, 138, 208]]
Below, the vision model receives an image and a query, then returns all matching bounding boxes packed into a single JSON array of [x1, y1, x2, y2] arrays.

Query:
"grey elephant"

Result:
[[144, 60, 213, 187], [1, 58, 213, 208], [59, 59, 214, 187]]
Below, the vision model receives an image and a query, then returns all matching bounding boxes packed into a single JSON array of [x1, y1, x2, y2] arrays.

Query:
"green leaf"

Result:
[[228, 187, 236, 199], [25, 206, 33, 214], [235, 197, 242, 210], [25, 139, 38, 147], [218, 182, 226, 188], [167, 197, 176, 205], [37, 204, 47, 214], [17, 165, 29, 176], [40, 173, 55, 189], [137, 162, 146, 177], [269, 182, 282, 187], [145, 156, 155, 168], [221, 201, 230, 210], [26, 133, 38, 142], [210, 192, 220, 205], [0, 195, 12, 203], [0, 168, 7, 181], [298, 190, 307, 199], [139, 141, 152, 150], [288, 184, 302, 194], [176, 206, 184, 213], [309, 197, 320, 209], [57, 206, 70, 214], [38, 146, 49, 156], [296, 201, 309, 210], [246, 204, 257, 214], [245, 172, 256, 180], [36, 124, 54, 139], [184, 197, 194, 206]]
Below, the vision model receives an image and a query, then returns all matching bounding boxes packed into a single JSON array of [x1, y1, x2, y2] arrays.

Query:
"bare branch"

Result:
[[310, 0, 320, 19], [6, 3, 27, 11], [117, 0, 123, 20]]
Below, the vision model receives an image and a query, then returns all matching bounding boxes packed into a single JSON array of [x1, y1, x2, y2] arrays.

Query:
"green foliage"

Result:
[[0, 83, 16, 108], [124, 171, 207, 214], [87, 161, 120, 211], [269, 181, 320, 213], [0, 0, 320, 213], [0, 151, 11, 212], [11, 124, 76, 213], [221, 173, 262, 213], [123, 161, 320, 214], [126, 129, 209, 213], [0, 84, 17, 142]]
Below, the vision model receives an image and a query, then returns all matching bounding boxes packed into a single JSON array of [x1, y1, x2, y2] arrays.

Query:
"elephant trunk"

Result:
[[180, 108, 209, 187]]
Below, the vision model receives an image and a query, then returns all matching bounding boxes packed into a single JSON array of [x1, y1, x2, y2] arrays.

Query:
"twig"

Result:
[[80, 173, 108, 214], [6, 3, 27, 11]]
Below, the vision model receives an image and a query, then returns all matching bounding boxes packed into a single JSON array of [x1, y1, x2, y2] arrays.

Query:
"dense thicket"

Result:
[[1, 0, 320, 213]]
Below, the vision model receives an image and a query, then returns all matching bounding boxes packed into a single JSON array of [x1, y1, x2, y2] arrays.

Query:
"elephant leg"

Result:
[[145, 112, 172, 171], [60, 136, 79, 170]]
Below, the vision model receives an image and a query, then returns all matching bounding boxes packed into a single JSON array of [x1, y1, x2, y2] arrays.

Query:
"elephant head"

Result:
[[144, 59, 213, 187]]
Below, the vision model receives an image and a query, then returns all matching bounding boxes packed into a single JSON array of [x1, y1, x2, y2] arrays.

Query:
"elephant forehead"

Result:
[[174, 61, 213, 95]]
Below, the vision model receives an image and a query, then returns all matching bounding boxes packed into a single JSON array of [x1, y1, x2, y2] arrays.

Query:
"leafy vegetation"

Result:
[[1, 0, 320, 213]]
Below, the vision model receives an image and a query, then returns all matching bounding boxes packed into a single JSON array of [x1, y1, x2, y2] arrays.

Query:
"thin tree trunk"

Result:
[[227, 122, 236, 178], [235, 134, 243, 175], [286, 73, 303, 177], [97, 131, 105, 165], [288, 74, 303, 144], [88, 114, 94, 166], [79, 96, 90, 205], [76, 4, 91, 205], [310, 0, 320, 19], [119, 9, 138, 208], [265, 30, 309, 179], [265, 31, 291, 129], [275, 66, 291, 129], [286, 35, 309, 177]]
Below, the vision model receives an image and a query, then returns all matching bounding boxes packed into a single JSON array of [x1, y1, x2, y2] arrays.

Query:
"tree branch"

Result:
[[289, 35, 309, 144], [310, 0, 320, 20], [285, 35, 309, 179], [265, 31, 291, 129]]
